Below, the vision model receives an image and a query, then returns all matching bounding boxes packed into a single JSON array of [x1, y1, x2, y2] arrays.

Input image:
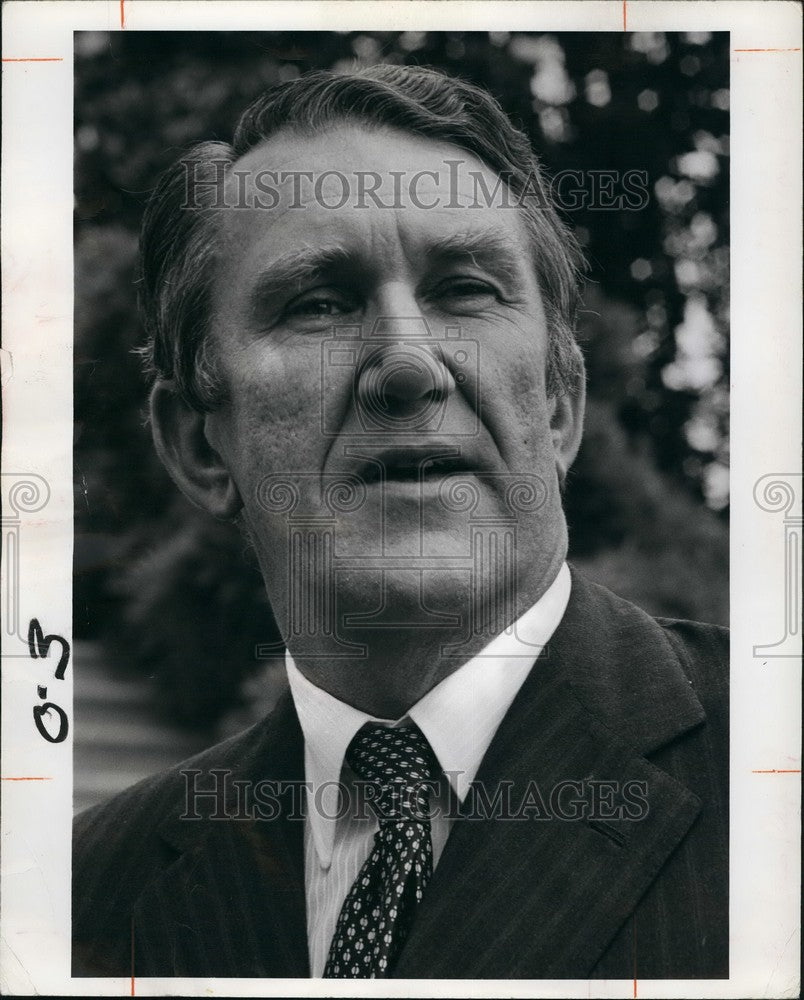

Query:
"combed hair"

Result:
[[138, 65, 586, 410]]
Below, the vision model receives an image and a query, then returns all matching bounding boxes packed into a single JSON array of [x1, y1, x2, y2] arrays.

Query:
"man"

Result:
[[73, 64, 728, 980]]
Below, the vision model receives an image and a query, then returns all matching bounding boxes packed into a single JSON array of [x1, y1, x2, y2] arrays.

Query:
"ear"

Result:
[[149, 380, 242, 519], [548, 355, 586, 483]]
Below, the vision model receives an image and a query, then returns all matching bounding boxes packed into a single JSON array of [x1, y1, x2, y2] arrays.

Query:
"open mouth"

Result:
[[357, 450, 478, 485]]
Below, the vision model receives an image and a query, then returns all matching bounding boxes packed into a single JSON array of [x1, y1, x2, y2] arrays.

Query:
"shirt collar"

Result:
[[285, 561, 570, 868]]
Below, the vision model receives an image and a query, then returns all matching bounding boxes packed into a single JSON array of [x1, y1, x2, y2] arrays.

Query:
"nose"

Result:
[[355, 314, 456, 432]]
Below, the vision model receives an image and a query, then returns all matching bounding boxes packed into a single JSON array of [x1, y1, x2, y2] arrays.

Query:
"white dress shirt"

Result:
[[285, 561, 571, 976]]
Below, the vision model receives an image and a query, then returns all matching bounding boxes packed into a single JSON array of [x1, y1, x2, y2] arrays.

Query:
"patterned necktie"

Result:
[[323, 723, 441, 978]]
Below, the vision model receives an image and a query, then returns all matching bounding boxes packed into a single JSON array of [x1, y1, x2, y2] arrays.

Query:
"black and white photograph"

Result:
[[71, 27, 730, 981], [0, 3, 800, 997]]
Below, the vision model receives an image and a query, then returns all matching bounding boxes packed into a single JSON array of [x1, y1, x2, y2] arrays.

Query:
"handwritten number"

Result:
[[33, 703, 69, 743], [28, 618, 70, 679], [28, 617, 70, 744]]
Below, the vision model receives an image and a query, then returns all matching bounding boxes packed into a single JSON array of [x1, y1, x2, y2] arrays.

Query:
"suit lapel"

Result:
[[131, 692, 311, 978], [129, 571, 709, 979], [394, 569, 707, 979]]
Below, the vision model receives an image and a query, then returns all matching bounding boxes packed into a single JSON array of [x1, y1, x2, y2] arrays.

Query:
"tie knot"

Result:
[[346, 723, 440, 822]]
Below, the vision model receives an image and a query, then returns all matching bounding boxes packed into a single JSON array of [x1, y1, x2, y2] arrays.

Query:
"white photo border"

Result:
[[1, 2, 801, 997]]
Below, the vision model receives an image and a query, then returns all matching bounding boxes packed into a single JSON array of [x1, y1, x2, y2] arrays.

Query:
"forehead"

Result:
[[216, 124, 532, 272]]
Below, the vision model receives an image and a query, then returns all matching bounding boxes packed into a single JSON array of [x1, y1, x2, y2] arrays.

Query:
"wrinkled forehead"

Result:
[[216, 122, 533, 264]]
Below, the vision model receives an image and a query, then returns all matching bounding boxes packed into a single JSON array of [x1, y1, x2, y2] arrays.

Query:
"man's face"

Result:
[[201, 124, 580, 639]]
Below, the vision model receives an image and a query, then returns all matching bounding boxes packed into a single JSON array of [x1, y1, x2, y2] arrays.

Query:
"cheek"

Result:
[[505, 350, 546, 408], [511, 367, 554, 448], [220, 344, 328, 477], [477, 323, 553, 452]]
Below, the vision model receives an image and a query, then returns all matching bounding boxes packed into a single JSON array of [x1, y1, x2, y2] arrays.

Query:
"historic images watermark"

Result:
[[752, 474, 802, 658], [179, 768, 650, 824], [1, 473, 52, 648], [179, 159, 650, 212], [253, 317, 550, 661]]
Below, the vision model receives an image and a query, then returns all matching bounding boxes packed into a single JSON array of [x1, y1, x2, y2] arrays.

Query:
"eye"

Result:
[[284, 288, 358, 320], [432, 277, 499, 307]]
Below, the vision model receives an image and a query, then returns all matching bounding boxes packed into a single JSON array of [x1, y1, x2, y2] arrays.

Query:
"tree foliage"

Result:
[[74, 31, 729, 731]]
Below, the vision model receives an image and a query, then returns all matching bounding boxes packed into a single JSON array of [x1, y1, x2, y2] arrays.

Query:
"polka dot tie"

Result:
[[323, 723, 441, 978]]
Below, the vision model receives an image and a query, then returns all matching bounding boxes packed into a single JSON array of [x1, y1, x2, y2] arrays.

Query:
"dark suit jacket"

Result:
[[73, 568, 728, 979]]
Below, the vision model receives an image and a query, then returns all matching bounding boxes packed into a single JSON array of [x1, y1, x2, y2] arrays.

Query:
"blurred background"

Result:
[[73, 30, 729, 810]]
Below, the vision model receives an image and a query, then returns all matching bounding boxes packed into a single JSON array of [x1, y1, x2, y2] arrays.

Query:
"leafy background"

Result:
[[74, 30, 729, 735]]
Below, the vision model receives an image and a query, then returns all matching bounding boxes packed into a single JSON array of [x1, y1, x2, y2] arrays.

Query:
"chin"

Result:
[[334, 562, 472, 621]]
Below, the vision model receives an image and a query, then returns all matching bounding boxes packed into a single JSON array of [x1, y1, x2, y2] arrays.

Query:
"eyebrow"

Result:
[[426, 228, 524, 266], [247, 227, 528, 313], [248, 244, 354, 312], [425, 228, 530, 286]]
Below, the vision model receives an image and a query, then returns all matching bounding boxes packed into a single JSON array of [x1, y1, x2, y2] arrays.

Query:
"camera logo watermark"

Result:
[[321, 317, 479, 437]]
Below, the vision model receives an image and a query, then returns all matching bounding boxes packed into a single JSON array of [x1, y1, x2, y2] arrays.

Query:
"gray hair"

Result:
[[138, 64, 586, 410]]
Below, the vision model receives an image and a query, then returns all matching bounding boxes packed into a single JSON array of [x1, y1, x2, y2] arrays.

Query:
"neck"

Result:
[[286, 553, 565, 717]]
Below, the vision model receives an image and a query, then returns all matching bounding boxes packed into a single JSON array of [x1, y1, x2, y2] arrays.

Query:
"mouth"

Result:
[[355, 447, 481, 486]]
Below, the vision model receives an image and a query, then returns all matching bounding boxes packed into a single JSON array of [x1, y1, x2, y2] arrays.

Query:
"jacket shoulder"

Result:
[[72, 716, 271, 974], [74, 715, 270, 843], [655, 615, 729, 705]]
